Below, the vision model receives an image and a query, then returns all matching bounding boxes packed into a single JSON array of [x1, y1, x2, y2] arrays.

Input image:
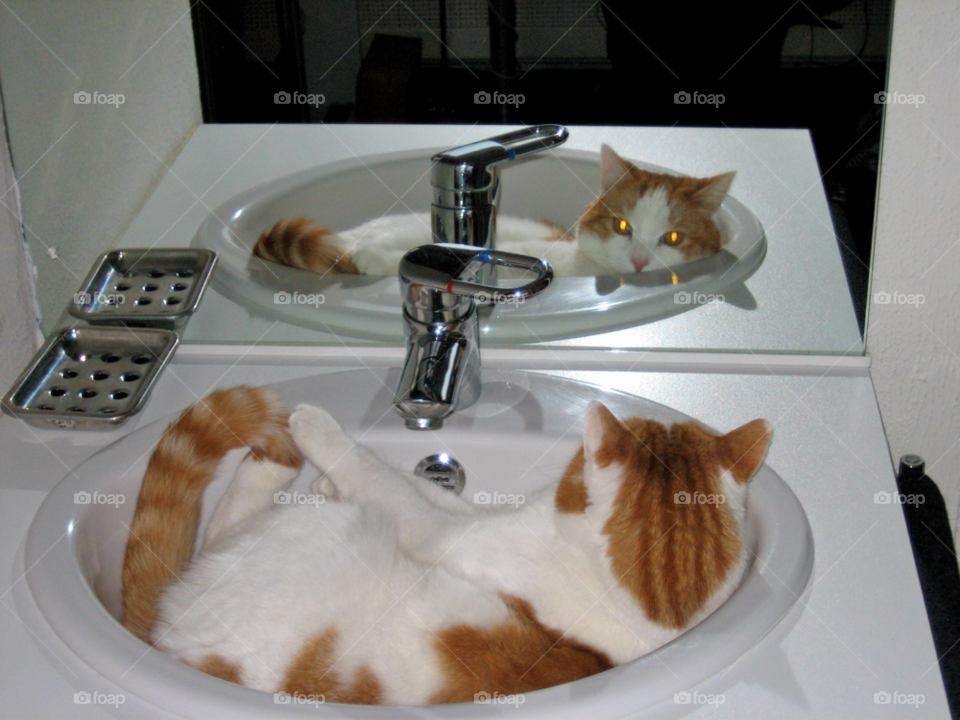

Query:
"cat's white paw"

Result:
[[352, 248, 400, 276], [289, 404, 353, 468], [311, 475, 339, 499], [290, 403, 341, 436]]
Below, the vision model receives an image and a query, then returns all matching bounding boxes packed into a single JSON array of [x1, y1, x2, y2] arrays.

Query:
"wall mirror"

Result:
[[0, 0, 893, 355]]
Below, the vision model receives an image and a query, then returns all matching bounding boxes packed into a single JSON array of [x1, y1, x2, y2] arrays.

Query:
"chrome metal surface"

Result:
[[394, 310, 481, 430], [399, 243, 553, 309], [2, 327, 178, 429], [900, 454, 924, 470], [397, 127, 565, 430], [393, 243, 553, 430], [430, 125, 568, 284], [69, 249, 217, 329], [413, 453, 466, 494]]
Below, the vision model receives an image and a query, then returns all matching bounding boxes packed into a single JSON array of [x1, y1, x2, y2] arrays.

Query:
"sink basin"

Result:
[[193, 148, 767, 343], [25, 369, 811, 719]]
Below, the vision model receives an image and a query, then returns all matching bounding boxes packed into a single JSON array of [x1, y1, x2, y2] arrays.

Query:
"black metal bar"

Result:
[[487, 0, 517, 122], [897, 455, 960, 719], [438, 0, 448, 73]]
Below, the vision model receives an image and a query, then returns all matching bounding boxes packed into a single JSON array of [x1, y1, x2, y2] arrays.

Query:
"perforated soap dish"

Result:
[[69, 249, 216, 328], [2, 327, 178, 429]]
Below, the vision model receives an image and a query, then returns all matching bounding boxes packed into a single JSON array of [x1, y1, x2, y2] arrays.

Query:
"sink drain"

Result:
[[414, 454, 466, 495]]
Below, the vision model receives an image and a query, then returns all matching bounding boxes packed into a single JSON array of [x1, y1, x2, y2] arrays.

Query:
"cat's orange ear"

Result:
[[693, 171, 736, 213], [600, 145, 634, 193], [717, 419, 770, 484], [583, 401, 625, 463]]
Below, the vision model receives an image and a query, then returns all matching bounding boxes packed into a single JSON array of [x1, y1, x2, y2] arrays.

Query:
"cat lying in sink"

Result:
[[122, 386, 769, 705], [251, 145, 735, 278]]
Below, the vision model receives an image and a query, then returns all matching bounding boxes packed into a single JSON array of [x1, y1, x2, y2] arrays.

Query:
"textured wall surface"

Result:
[[868, 1, 960, 533], [0, 1, 201, 333], [0, 92, 40, 391]]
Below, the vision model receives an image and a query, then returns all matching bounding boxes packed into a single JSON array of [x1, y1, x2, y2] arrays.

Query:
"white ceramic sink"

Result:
[[25, 369, 811, 719], [193, 148, 767, 343]]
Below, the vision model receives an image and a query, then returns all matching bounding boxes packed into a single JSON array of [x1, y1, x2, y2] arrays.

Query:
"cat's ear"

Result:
[[583, 401, 625, 462], [600, 145, 633, 193], [581, 402, 630, 518], [693, 171, 736, 213], [716, 419, 770, 484]]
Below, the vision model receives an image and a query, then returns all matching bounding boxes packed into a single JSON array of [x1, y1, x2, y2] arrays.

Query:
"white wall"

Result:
[[868, 0, 960, 532], [0, 0, 202, 335]]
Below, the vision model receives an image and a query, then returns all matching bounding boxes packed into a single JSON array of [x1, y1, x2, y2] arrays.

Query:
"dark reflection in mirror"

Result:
[[192, 0, 890, 334]]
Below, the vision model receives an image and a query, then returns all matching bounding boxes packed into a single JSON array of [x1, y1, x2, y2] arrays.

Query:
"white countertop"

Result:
[[0, 350, 946, 718], [107, 124, 863, 354]]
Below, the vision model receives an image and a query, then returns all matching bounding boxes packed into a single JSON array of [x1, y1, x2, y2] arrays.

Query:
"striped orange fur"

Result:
[[120, 387, 303, 642], [253, 216, 359, 275], [430, 595, 612, 703], [572, 405, 769, 629]]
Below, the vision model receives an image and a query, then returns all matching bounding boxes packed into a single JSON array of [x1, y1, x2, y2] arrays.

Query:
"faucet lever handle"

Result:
[[399, 243, 553, 305], [446, 248, 553, 304], [431, 125, 569, 174], [484, 124, 570, 161]]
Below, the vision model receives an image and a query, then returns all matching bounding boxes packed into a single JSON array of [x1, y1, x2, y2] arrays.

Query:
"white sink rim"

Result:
[[25, 369, 812, 719], [192, 147, 767, 343]]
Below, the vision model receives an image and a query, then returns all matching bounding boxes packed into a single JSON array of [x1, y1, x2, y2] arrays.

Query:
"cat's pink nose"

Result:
[[631, 257, 649, 272]]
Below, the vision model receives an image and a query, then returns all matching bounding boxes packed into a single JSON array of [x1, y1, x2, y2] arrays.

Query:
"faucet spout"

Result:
[[394, 314, 479, 431], [393, 244, 553, 430]]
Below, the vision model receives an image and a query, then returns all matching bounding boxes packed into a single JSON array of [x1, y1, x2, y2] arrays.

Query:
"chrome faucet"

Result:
[[430, 124, 568, 284], [393, 244, 553, 429], [393, 126, 568, 430]]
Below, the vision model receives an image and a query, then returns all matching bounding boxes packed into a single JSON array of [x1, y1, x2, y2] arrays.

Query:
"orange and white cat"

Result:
[[122, 386, 769, 704], [253, 145, 736, 278]]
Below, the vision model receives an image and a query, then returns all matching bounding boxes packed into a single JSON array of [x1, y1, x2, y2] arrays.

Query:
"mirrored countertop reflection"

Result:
[[112, 124, 863, 355]]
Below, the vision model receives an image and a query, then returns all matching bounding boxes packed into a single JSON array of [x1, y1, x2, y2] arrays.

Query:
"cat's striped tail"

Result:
[[121, 386, 303, 642], [253, 216, 359, 275]]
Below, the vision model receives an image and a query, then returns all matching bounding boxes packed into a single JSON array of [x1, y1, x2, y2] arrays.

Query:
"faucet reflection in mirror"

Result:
[[252, 145, 737, 278], [121, 385, 771, 705]]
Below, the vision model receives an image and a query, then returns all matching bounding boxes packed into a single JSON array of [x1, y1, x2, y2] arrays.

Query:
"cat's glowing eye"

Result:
[[660, 231, 684, 246], [613, 218, 632, 235]]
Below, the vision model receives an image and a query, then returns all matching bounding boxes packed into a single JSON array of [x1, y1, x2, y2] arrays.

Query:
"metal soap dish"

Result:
[[2, 327, 178, 429], [69, 248, 216, 328]]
